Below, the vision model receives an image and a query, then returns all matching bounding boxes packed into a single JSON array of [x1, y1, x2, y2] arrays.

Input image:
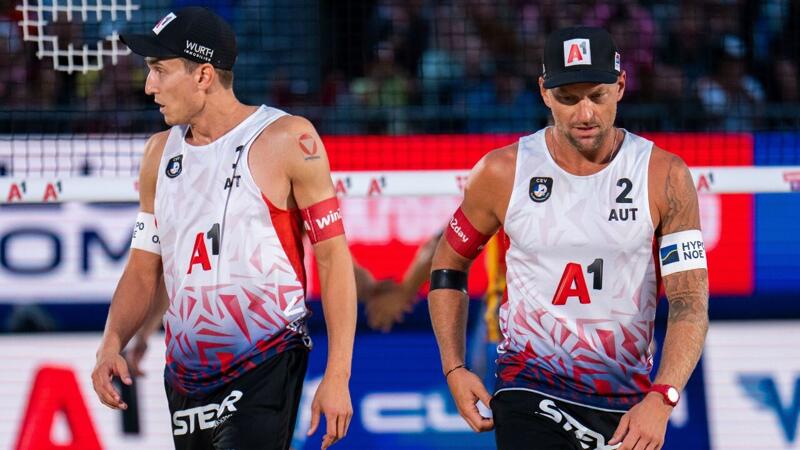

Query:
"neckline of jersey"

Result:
[[539, 126, 629, 179], [181, 105, 265, 150]]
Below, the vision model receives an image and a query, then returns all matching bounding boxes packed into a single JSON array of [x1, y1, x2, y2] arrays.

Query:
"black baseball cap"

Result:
[[121, 7, 237, 70], [542, 26, 620, 89]]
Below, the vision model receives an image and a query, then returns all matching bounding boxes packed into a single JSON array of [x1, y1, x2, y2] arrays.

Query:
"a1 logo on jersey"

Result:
[[529, 177, 553, 203], [166, 155, 183, 178]]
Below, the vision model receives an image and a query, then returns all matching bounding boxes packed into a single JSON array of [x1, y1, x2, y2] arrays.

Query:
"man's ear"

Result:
[[196, 63, 216, 90], [539, 77, 552, 109]]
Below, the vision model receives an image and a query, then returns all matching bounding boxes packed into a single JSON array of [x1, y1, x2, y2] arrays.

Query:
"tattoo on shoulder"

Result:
[[661, 157, 700, 234], [298, 133, 320, 161]]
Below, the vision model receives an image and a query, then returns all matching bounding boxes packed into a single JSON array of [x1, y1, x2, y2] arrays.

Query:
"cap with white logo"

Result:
[[542, 26, 620, 89], [120, 6, 236, 70]]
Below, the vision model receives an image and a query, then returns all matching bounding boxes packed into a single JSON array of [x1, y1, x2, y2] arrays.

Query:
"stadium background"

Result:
[[1, 0, 800, 449]]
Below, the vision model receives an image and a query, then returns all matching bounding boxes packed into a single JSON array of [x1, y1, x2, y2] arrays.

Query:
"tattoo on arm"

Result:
[[660, 156, 700, 235], [298, 133, 320, 161], [664, 269, 709, 324]]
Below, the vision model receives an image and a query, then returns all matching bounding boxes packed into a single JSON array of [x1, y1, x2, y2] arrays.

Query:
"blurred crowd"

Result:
[[1, 0, 799, 133]]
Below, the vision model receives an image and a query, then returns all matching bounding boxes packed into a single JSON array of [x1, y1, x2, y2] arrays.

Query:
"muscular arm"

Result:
[[98, 133, 166, 355], [278, 116, 356, 447], [283, 118, 356, 380], [429, 147, 512, 374], [93, 132, 167, 408], [653, 154, 709, 390], [428, 147, 513, 433]]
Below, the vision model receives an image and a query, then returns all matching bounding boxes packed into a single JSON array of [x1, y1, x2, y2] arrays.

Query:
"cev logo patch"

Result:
[[563, 38, 592, 67], [15, 0, 139, 73]]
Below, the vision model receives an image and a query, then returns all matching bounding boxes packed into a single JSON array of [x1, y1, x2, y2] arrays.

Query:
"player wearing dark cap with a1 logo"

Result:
[[428, 26, 709, 450], [91, 7, 356, 450]]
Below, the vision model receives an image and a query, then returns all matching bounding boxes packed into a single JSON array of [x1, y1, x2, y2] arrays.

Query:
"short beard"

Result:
[[564, 128, 607, 154]]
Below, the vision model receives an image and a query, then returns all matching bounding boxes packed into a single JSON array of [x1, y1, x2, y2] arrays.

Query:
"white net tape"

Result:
[[0, 167, 798, 204]]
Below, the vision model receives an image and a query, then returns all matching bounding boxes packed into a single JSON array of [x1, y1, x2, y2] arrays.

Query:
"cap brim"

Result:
[[120, 34, 179, 59], [543, 70, 619, 89]]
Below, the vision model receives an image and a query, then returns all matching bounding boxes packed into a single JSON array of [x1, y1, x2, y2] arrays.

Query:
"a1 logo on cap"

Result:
[[153, 12, 177, 35], [563, 38, 592, 67]]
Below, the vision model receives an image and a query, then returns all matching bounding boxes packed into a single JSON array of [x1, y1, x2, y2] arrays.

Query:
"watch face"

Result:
[[667, 387, 680, 403]]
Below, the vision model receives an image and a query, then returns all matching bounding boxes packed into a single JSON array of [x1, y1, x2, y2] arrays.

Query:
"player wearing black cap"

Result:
[[91, 7, 356, 450], [428, 26, 709, 450]]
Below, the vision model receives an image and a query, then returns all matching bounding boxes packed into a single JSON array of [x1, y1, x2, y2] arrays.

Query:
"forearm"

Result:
[[654, 270, 709, 390], [317, 240, 357, 378], [99, 268, 160, 355], [134, 279, 168, 343], [428, 288, 470, 373], [401, 234, 438, 295], [353, 263, 376, 302]]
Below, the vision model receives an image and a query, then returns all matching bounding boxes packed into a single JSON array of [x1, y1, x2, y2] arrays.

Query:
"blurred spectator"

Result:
[[460, 66, 538, 133], [368, 0, 429, 80], [419, 2, 468, 106], [351, 40, 412, 108], [584, 0, 656, 99], [696, 35, 766, 130], [770, 56, 798, 103], [0, 8, 27, 107], [3, 0, 800, 133]]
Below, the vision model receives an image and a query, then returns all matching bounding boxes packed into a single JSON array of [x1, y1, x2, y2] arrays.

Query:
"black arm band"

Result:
[[429, 269, 468, 294]]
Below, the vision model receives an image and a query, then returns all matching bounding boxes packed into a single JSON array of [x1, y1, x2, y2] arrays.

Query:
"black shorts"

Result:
[[491, 389, 625, 450], [166, 348, 309, 450]]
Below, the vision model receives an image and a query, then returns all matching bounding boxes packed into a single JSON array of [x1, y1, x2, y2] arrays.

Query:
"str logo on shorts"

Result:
[[166, 155, 183, 178], [535, 399, 616, 449], [529, 177, 553, 203], [172, 389, 243, 435]]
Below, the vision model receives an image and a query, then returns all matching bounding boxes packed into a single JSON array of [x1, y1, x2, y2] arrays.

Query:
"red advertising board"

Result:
[[305, 133, 753, 298]]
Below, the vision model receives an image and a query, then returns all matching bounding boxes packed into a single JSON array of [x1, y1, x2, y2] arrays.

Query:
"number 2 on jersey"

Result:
[[188, 223, 221, 274], [552, 258, 603, 305]]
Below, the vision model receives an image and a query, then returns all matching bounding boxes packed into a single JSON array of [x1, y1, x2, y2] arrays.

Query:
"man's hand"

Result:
[[608, 392, 672, 450], [365, 280, 416, 332], [91, 350, 133, 410], [446, 368, 494, 432], [123, 336, 149, 377], [307, 374, 353, 449]]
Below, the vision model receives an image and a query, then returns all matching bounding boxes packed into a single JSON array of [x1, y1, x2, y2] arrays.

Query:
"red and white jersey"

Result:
[[497, 128, 658, 411], [154, 106, 310, 397]]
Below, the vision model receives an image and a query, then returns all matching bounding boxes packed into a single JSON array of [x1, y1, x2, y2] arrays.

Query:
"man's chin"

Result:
[[568, 135, 602, 153]]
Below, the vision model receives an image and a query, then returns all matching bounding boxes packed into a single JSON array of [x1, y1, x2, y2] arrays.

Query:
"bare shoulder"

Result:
[[142, 130, 170, 165], [464, 142, 518, 225], [139, 130, 170, 212], [253, 114, 325, 165], [469, 142, 518, 187], [257, 115, 318, 147], [648, 145, 699, 235]]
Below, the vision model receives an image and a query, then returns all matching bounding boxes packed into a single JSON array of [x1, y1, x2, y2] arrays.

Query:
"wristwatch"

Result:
[[649, 384, 680, 407]]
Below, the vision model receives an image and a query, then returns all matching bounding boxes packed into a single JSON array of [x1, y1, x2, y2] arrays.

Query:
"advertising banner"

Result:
[[704, 321, 800, 450]]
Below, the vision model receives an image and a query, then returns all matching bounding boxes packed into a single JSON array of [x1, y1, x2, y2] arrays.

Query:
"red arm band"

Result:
[[444, 207, 491, 259], [301, 196, 345, 244]]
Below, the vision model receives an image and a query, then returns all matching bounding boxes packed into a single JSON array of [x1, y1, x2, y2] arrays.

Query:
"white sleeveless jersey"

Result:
[[497, 128, 658, 411], [154, 106, 310, 397]]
